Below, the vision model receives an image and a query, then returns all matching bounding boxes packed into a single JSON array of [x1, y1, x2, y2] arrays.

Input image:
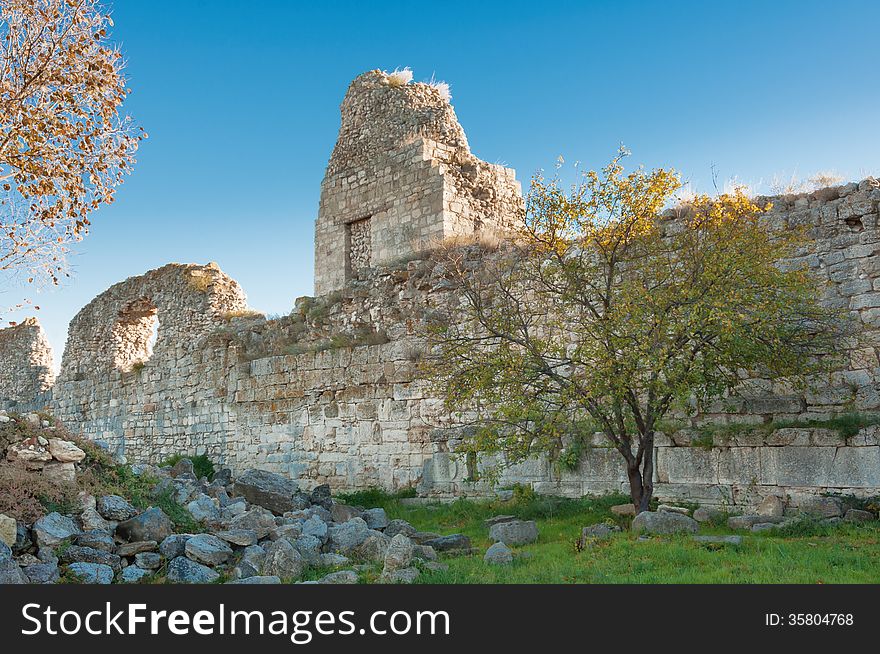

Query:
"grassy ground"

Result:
[[339, 490, 880, 584]]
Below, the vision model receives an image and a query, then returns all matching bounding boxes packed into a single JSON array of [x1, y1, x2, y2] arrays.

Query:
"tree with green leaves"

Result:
[[426, 150, 842, 512]]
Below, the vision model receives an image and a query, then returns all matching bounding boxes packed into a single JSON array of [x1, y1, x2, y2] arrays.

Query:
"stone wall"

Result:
[[0, 317, 55, 404], [313, 70, 522, 296], [1, 70, 879, 509]]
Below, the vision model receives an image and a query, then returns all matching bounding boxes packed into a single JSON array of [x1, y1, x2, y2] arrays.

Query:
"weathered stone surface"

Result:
[[751, 522, 780, 533], [327, 517, 370, 553], [97, 495, 138, 521], [658, 505, 691, 516], [798, 496, 844, 518], [227, 575, 281, 584], [382, 534, 414, 574], [301, 514, 329, 542], [185, 534, 232, 566], [116, 540, 158, 557], [187, 494, 220, 523], [117, 507, 173, 543], [75, 530, 116, 552], [135, 552, 163, 570], [382, 567, 420, 584], [166, 556, 219, 583], [262, 538, 305, 580], [757, 495, 785, 519], [43, 461, 76, 484], [483, 541, 513, 565], [362, 508, 389, 530], [578, 523, 620, 547], [844, 508, 875, 522], [233, 469, 297, 514], [61, 546, 121, 572], [728, 514, 783, 530], [384, 519, 416, 539], [320, 553, 350, 567], [215, 529, 258, 547], [484, 515, 516, 528], [67, 562, 114, 584], [318, 570, 358, 584], [423, 534, 471, 552], [119, 566, 150, 583], [47, 438, 85, 463], [693, 507, 724, 523], [0, 514, 16, 547], [80, 508, 111, 533], [353, 532, 390, 562], [631, 511, 698, 535], [611, 504, 636, 516], [227, 507, 276, 539], [24, 562, 60, 584], [330, 504, 363, 523], [159, 534, 191, 559], [488, 520, 538, 545], [33, 512, 79, 548]]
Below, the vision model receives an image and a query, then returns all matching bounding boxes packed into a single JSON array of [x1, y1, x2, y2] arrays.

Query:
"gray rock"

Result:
[[309, 484, 332, 509], [757, 495, 785, 519], [293, 535, 323, 566], [169, 458, 194, 478], [799, 496, 844, 518], [420, 561, 449, 574], [327, 517, 370, 553], [119, 566, 150, 583], [423, 534, 471, 552], [116, 507, 174, 543], [233, 469, 297, 514], [484, 541, 513, 565], [262, 538, 305, 580], [363, 508, 389, 530], [159, 534, 191, 559], [844, 508, 875, 522], [751, 522, 780, 533], [611, 503, 636, 516], [353, 532, 390, 562], [185, 534, 232, 566], [692, 535, 743, 545], [187, 494, 220, 523], [410, 531, 441, 544], [382, 567, 419, 584], [330, 504, 363, 523], [24, 562, 60, 584], [693, 507, 724, 523], [97, 495, 138, 521], [227, 507, 276, 539], [384, 519, 416, 539], [80, 508, 111, 533], [290, 491, 312, 511], [631, 511, 698, 535], [75, 530, 116, 552], [301, 514, 328, 541], [67, 562, 114, 584], [488, 520, 538, 545], [383, 534, 413, 573], [61, 546, 121, 572], [116, 541, 158, 557], [14, 522, 32, 553], [220, 501, 248, 522], [413, 544, 437, 561], [33, 512, 80, 548], [0, 542, 28, 583], [166, 556, 219, 583], [0, 513, 16, 548], [579, 523, 620, 545], [483, 515, 516, 528], [728, 514, 782, 530], [319, 570, 358, 584], [135, 552, 163, 570], [319, 553, 350, 567], [496, 490, 514, 501], [226, 575, 281, 584], [215, 529, 258, 546], [658, 504, 691, 516]]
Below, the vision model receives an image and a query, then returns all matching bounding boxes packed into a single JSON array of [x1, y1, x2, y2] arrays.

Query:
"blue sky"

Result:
[[4, 0, 879, 365]]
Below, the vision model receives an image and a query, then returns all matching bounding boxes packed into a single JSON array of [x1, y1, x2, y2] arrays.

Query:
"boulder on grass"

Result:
[[631, 511, 698, 535], [484, 541, 513, 565], [488, 520, 538, 545]]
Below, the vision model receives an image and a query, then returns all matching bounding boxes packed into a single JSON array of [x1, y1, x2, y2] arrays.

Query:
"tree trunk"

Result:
[[627, 431, 656, 513], [626, 463, 644, 512]]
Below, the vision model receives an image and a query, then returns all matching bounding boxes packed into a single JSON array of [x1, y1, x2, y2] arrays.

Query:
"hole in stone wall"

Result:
[[845, 215, 864, 232], [346, 215, 372, 279], [111, 297, 159, 372]]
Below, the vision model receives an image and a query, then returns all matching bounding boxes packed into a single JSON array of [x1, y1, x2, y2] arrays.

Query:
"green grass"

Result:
[[357, 491, 880, 584]]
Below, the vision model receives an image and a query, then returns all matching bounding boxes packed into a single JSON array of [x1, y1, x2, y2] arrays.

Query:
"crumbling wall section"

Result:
[[0, 317, 55, 405], [314, 70, 522, 296]]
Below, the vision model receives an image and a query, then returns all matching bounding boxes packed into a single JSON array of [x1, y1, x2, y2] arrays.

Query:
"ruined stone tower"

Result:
[[313, 70, 523, 296]]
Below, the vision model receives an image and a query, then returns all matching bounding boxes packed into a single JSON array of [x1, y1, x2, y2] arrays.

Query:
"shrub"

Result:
[[160, 453, 215, 481]]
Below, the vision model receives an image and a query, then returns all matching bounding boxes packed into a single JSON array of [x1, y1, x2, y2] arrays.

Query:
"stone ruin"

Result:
[[1, 69, 879, 510]]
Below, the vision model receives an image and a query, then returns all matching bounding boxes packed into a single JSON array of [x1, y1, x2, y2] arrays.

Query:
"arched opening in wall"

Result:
[[111, 297, 159, 372]]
